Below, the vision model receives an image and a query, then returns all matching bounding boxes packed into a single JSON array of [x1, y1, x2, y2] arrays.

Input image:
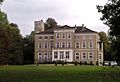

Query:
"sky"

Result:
[[1, 0, 109, 36]]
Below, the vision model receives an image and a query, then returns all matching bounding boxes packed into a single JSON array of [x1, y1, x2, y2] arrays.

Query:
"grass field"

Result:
[[0, 65, 120, 82]]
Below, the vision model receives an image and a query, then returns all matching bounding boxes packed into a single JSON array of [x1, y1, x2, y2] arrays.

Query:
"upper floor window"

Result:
[[75, 52, 80, 59], [99, 54, 102, 59], [50, 42, 53, 48], [67, 33, 71, 39], [44, 42, 48, 48], [82, 52, 87, 59], [39, 43, 42, 48], [89, 52, 93, 59], [50, 36, 53, 39], [75, 42, 80, 48], [89, 42, 93, 48], [45, 36, 48, 39], [56, 33, 60, 39], [56, 42, 60, 48], [62, 42, 65, 48], [62, 33, 65, 39], [66, 52, 70, 59], [39, 36, 42, 39], [82, 42, 86, 48], [67, 42, 71, 48]]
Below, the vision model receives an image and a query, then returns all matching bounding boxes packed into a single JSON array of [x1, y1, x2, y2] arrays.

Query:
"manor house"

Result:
[[34, 20, 103, 65]]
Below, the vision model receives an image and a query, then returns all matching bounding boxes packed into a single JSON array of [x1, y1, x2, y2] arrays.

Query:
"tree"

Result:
[[99, 31, 111, 60], [45, 18, 57, 30], [23, 31, 34, 64], [97, 0, 120, 62], [0, 0, 4, 4]]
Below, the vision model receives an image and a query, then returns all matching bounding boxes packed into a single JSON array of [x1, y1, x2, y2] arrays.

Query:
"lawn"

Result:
[[0, 65, 120, 82]]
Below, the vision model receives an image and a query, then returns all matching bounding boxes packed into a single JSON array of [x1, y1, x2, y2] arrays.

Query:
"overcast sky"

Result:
[[2, 0, 109, 35]]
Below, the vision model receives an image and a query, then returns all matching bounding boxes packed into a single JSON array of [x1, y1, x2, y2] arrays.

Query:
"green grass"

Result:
[[0, 65, 120, 82]]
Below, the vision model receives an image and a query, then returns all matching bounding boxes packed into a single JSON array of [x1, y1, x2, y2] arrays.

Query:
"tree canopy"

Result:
[[45, 18, 57, 30], [97, 0, 120, 62]]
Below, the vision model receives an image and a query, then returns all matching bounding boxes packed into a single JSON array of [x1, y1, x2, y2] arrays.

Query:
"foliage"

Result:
[[22, 31, 34, 64], [97, 0, 120, 62], [99, 31, 111, 60], [0, 10, 23, 65], [74, 61, 78, 66], [45, 18, 57, 30]]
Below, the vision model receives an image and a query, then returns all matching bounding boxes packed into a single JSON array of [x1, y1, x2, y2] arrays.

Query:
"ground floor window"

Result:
[[66, 51, 70, 59]]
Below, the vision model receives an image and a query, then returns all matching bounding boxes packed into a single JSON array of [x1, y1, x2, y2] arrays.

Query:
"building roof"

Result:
[[35, 25, 97, 34]]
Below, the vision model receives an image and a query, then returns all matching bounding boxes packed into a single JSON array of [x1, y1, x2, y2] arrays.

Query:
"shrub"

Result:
[[96, 61, 98, 66], [84, 61, 87, 65], [61, 61, 64, 66], [54, 61, 58, 66], [74, 61, 78, 66], [79, 61, 82, 65]]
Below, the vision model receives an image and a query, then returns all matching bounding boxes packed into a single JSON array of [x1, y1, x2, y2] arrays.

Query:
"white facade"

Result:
[[52, 49, 73, 62]]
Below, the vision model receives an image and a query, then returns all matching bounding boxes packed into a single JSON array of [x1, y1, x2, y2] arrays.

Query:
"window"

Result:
[[82, 42, 86, 48], [39, 52, 42, 60], [56, 33, 60, 39], [75, 52, 79, 59], [62, 42, 65, 48], [45, 36, 48, 39], [44, 42, 48, 48], [49, 53, 52, 59], [66, 52, 69, 59], [82, 53, 86, 59], [67, 42, 71, 48], [39, 43, 42, 48], [50, 42, 53, 48], [44, 53, 48, 59], [54, 52, 58, 59], [89, 52, 93, 59], [39, 36, 42, 39], [56, 42, 60, 48], [50, 36, 53, 39], [99, 54, 102, 59], [60, 51, 64, 59], [89, 42, 93, 48], [62, 33, 65, 39], [75, 42, 80, 48], [67, 33, 71, 39]]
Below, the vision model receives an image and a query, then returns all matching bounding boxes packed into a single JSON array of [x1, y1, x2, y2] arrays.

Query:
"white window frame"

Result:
[[89, 42, 93, 48], [67, 33, 71, 39], [61, 33, 66, 39], [82, 52, 87, 59], [56, 33, 60, 39], [66, 51, 70, 59], [54, 52, 58, 59], [44, 53, 48, 60], [61, 42, 66, 48], [38, 52, 42, 60], [39, 43, 42, 49], [75, 42, 80, 48], [88, 52, 93, 59], [82, 42, 86, 48], [56, 42, 60, 48], [67, 42, 71, 48], [44, 42, 48, 49], [75, 52, 80, 60]]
